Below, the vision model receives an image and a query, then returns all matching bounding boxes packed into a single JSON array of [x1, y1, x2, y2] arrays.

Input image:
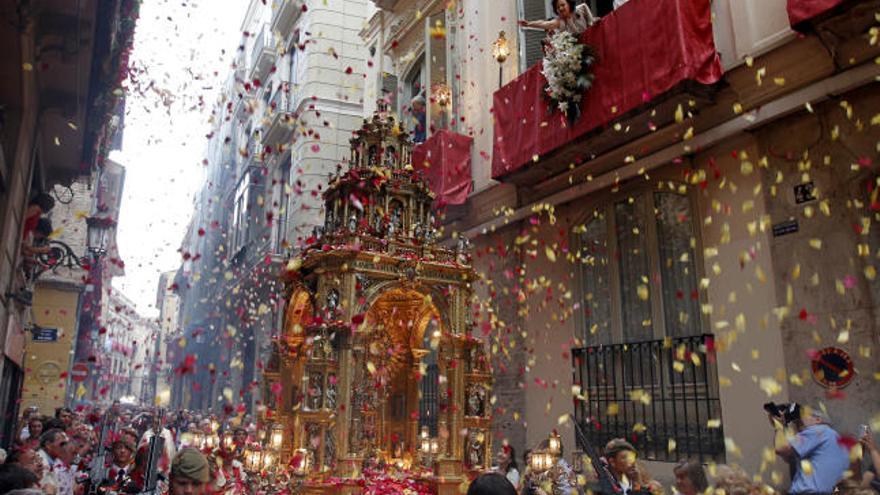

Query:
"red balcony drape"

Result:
[[491, 0, 722, 180], [412, 129, 473, 206], [786, 0, 848, 28]]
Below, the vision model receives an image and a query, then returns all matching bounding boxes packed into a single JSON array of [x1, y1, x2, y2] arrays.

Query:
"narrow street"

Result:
[[0, 0, 878, 494]]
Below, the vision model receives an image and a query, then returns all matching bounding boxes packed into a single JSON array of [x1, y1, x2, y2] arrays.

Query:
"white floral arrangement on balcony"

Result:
[[542, 31, 595, 122]]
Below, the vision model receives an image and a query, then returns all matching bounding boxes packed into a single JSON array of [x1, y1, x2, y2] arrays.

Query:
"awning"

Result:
[[491, 0, 723, 180]]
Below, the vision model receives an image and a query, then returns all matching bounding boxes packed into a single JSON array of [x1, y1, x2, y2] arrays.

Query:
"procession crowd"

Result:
[[0, 404, 257, 495], [1, 402, 878, 495], [479, 405, 880, 495]]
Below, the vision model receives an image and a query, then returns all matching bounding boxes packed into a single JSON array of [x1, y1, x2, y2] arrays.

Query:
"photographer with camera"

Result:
[[766, 403, 849, 495]]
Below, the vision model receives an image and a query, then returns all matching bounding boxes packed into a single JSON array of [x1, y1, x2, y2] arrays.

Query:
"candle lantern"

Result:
[[548, 432, 562, 457], [291, 448, 310, 476], [245, 447, 263, 472], [270, 424, 284, 450], [262, 452, 275, 470], [530, 450, 554, 472]]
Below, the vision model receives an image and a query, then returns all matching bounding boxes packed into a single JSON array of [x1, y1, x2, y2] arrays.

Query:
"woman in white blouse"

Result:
[[519, 0, 597, 36], [494, 445, 521, 490]]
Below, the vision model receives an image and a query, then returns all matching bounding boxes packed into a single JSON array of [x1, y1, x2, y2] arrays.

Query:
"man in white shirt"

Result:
[[37, 429, 71, 495]]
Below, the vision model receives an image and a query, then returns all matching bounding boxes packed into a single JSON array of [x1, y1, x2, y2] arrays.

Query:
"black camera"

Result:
[[764, 402, 801, 425]]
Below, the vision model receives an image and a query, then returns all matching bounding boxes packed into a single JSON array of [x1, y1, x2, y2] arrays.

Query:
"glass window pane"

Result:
[[577, 212, 612, 345], [654, 192, 703, 337], [615, 196, 654, 342]]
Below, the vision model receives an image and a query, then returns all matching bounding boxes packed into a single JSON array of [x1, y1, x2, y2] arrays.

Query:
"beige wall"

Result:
[[757, 85, 880, 439], [692, 134, 790, 479], [21, 287, 80, 414]]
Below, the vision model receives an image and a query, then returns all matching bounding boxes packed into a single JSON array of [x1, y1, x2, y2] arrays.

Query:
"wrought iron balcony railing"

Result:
[[572, 334, 725, 462]]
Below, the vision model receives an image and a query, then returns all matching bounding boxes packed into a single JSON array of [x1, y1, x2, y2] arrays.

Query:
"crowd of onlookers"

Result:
[[1, 402, 877, 495], [0, 404, 260, 495], [472, 404, 879, 495]]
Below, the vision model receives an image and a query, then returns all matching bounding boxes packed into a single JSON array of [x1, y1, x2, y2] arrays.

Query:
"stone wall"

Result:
[[472, 225, 528, 461], [759, 83, 880, 437]]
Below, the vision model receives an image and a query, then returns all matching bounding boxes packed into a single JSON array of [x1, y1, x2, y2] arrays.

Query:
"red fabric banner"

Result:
[[412, 129, 473, 206], [491, 0, 723, 180], [786, 0, 847, 28]]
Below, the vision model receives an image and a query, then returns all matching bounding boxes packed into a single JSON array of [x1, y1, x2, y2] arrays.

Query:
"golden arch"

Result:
[[361, 287, 440, 380]]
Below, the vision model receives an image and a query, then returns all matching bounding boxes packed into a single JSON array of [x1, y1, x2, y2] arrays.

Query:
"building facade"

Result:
[[173, 0, 369, 413], [360, 0, 880, 485], [100, 291, 159, 405], [0, 0, 137, 445], [151, 270, 180, 404]]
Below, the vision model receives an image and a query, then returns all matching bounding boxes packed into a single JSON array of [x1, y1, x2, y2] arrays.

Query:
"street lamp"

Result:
[[31, 215, 114, 280], [492, 31, 511, 88], [434, 84, 451, 109], [86, 216, 114, 257]]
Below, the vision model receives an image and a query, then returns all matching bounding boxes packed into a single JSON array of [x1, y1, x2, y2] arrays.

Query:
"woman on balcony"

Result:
[[518, 0, 596, 36]]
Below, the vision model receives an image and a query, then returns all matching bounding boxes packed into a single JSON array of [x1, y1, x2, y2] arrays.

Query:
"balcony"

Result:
[[411, 130, 473, 207], [262, 84, 296, 147], [491, 0, 723, 184], [233, 91, 256, 119], [572, 334, 724, 463], [270, 0, 303, 36], [249, 24, 276, 82]]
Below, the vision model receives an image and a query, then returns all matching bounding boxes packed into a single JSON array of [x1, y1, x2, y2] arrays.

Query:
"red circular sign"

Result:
[[810, 347, 855, 389], [71, 363, 89, 383]]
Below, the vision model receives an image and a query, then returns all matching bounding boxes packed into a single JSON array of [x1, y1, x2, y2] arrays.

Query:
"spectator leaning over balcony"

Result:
[[21, 217, 53, 266], [410, 95, 427, 144], [770, 406, 849, 495], [518, 0, 596, 36], [21, 192, 55, 241]]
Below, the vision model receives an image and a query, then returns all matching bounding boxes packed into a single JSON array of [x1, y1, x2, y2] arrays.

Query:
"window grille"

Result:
[[572, 334, 725, 462]]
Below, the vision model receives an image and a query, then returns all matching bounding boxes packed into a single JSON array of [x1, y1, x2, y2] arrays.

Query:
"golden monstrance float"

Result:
[[265, 112, 492, 494]]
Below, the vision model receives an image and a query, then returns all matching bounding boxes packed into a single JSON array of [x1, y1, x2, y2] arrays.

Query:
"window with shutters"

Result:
[[517, 1, 607, 72], [231, 174, 250, 255], [517, 0, 551, 72]]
